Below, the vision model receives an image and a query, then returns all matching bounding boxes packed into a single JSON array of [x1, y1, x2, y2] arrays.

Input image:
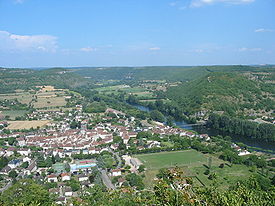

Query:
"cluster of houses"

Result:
[[0, 106, 214, 204]]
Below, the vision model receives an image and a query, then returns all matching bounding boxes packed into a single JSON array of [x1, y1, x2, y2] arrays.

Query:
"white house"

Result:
[[0, 148, 5, 156], [6, 147, 16, 156], [17, 138, 26, 147], [17, 148, 31, 156], [238, 150, 251, 156], [78, 174, 89, 182], [110, 169, 122, 177], [47, 174, 58, 182], [64, 187, 73, 197], [61, 173, 71, 181]]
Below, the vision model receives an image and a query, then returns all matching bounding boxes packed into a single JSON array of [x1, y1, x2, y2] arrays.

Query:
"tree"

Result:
[[150, 110, 165, 122], [138, 165, 146, 173], [125, 173, 144, 190], [0, 157, 9, 170], [0, 179, 54, 206], [21, 162, 29, 169], [8, 170, 18, 179]]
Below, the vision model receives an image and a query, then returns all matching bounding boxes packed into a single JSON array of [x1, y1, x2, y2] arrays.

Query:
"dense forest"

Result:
[[207, 113, 275, 142], [166, 72, 274, 118]]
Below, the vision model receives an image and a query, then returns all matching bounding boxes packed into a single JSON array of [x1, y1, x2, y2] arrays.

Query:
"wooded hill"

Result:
[[0, 68, 89, 93], [166, 72, 275, 118], [74, 65, 275, 82]]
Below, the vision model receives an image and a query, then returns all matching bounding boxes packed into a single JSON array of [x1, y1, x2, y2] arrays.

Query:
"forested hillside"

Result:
[[0, 68, 89, 93], [166, 72, 274, 118], [74, 65, 275, 82]]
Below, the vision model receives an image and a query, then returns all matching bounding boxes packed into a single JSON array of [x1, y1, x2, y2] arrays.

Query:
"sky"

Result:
[[0, 0, 275, 67]]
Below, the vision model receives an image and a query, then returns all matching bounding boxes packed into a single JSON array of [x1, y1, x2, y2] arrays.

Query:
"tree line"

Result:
[[207, 113, 275, 142]]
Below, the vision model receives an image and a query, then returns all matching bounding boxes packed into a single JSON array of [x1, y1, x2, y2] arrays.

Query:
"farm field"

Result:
[[0, 110, 28, 120], [33, 96, 67, 108], [135, 150, 253, 189], [95, 84, 155, 99], [7, 120, 50, 130], [0, 92, 33, 104]]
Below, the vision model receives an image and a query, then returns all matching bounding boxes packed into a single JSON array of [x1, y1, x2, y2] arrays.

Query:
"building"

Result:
[[17, 148, 31, 156], [78, 174, 89, 182], [61, 173, 71, 181], [0, 165, 11, 175], [47, 174, 58, 183], [110, 169, 122, 177], [25, 162, 37, 175], [63, 187, 73, 197], [8, 159, 21, 169], [70, 159, 97, 172], [17, 137, 26, 147]]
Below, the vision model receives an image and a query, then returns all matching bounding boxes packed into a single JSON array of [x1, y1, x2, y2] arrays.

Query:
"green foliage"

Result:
[[207, 113, 275, 142], [8, 170, 18, 179], [84, 101, 107, 113], [166, 72, 275, 117], [125, 173, 145, 190], [150, 110, 165, 122], [0, 179, 54, 206], [197, 177, 275, 206], [0, 68, 89, 94], [0, 157, 9, 170]]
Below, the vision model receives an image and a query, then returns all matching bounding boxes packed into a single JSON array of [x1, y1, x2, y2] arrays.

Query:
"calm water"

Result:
[[132, 104, 275, 152]]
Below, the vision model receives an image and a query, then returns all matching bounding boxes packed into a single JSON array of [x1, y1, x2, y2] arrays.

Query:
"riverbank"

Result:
[[131, 103, 275, 153]]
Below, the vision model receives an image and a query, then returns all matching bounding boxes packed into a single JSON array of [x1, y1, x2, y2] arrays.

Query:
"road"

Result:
[[100, 169, 115, 190], [108, 148, 122, 169]]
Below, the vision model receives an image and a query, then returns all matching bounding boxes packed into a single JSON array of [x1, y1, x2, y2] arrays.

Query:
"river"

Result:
[[132, 104, 275, 152]]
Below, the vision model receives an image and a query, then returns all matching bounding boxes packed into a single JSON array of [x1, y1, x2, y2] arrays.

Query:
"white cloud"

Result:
[[238, 47, 262, 52], [149, 47, 161, 51], [254, 28, 273, 33], [0, 30, 57, 52], [191, 0, 254, 7], [80, 47, 97, 52]]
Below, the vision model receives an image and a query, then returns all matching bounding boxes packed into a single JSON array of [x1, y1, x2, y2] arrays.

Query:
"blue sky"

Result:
[[0, 0, 274, 67]]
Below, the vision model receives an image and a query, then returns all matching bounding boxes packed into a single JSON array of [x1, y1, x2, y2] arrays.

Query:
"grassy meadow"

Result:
[[135, 150, 253, 189]]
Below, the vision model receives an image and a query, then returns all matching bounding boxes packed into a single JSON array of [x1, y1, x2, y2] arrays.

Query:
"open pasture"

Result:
[[7, 120, 50, 130], [0, 110, 28, 120], [135, 150, 207, 170], [33, 96, 67, 108], [136, 150, 253, 189], [0, 92, 33, 105]]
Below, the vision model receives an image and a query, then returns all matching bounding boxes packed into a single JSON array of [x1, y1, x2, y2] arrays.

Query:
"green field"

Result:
[[95, 85, 154, 99], [135, 150, 253, 189], [0, 110, 28, 120], [0, 92, 33, 104], [135, 150, 207, 170]]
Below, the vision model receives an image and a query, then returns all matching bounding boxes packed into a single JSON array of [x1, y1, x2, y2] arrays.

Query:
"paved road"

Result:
[[0, 181, 12, 192], [108, 148, 122, 169], [100, 169, 115, 190]]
